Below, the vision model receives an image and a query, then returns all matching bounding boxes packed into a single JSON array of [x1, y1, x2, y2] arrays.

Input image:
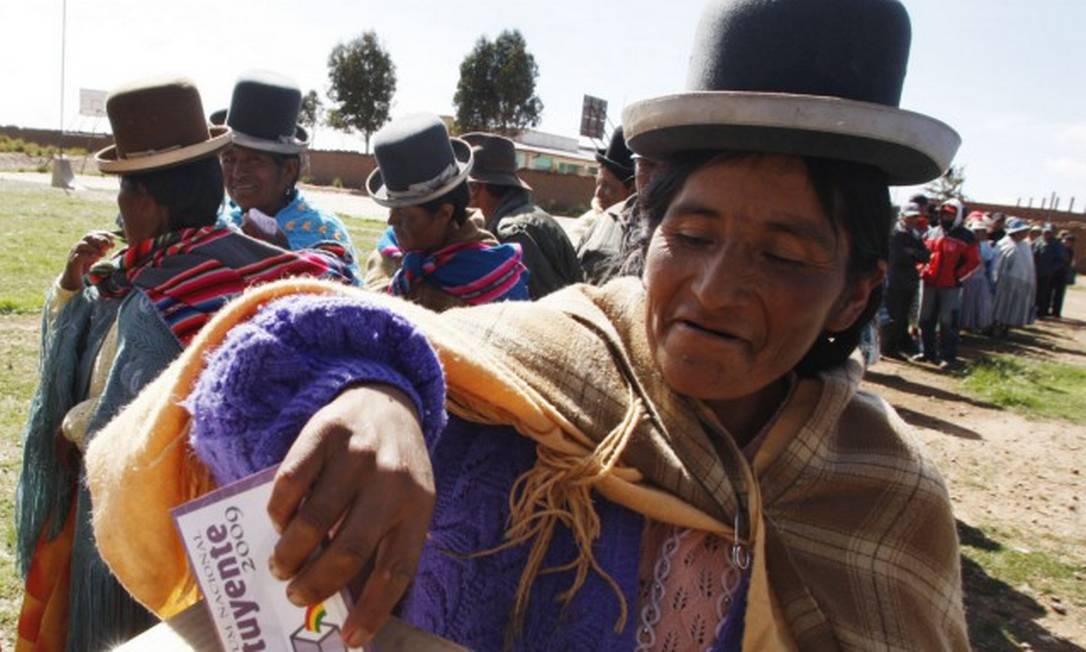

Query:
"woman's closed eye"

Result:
[[763, 249, 807, 267], [671, 230, 715, 248]]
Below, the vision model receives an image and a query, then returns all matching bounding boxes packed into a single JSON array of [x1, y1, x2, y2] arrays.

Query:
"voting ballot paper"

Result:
[[172, 466, 465, 652]]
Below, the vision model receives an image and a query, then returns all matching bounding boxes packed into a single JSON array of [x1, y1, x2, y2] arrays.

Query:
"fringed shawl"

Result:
[[86, 277, 967, 651]]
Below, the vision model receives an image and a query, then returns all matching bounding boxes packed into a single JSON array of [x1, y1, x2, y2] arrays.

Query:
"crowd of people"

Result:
[[12, 0, 1028, 650], [880, 193, 1078, 368]]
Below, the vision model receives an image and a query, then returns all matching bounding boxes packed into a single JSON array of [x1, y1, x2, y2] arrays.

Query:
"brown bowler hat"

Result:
[[95, 76, 231, 174], [460, 132, 532, 192]]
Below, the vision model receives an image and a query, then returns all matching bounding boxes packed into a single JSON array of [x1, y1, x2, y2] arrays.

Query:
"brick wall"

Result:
[[304, 150, 594, 214], [304, 150, 376, 189], [968, 201, 1086, 226], [0, 125, 113, 152]]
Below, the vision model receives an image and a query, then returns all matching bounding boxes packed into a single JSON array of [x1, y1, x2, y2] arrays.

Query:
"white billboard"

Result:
[[79, 89, 108, 118]]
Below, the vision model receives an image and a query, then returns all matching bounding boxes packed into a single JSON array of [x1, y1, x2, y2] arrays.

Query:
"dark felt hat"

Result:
[[622, 0, 960, 185], [595, 128, 635, 183], [461, 132, 531, 192], [365, 114, 473, 208], [217, 70, 310, 155], [95, 76, 231, 174]]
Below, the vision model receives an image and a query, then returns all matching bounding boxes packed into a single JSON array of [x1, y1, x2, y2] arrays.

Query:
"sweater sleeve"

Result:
[[184, 294, 448, 485]]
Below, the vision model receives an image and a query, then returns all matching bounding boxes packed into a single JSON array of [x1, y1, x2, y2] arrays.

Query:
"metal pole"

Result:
[[59, 0, 67, 135], [1069, 197, 1076, 213]]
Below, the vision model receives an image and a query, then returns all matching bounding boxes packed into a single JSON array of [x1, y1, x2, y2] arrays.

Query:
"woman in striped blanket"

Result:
[[362, 114, 529, 311], [14, 77, 353, 652]]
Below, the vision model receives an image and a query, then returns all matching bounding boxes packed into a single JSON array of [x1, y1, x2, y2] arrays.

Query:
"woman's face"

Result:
[[388, 203, 455, 253], [594, 166, 629, 210], [220, 145, 297, 213], [117, 178, 169, 243], [644, 155, 878, 403]]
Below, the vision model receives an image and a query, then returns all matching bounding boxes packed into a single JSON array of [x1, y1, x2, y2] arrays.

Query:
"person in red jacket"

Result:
[[913, 199, 981, 368]]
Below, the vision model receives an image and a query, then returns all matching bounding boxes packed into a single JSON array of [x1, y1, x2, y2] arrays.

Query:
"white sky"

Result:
[[3, 0, 1084, 208]]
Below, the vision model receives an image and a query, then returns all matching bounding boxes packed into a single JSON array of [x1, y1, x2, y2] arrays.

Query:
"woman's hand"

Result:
[[60, 231, 115, 291], [266, 384, 435, 648]]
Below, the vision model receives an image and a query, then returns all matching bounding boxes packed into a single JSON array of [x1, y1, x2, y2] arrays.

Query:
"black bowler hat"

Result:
[[461, 132, 532, 191], [216, 71, 310, 155], [365, 114, 474, 208], [622, 0, 960, 185], [595, 128, 635, 183]]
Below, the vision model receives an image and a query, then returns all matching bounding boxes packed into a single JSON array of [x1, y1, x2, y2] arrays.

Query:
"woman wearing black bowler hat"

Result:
[[214, 71, 361, 279], [92, 1, 969, 649], [362, 114, 530, 310]]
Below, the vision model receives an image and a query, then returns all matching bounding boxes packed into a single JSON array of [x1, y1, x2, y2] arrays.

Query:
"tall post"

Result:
[[1069, 197, 1076, 213], [59, 0, 67, 135]]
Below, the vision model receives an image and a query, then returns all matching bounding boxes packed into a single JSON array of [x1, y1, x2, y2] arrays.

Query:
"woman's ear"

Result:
[[281, 158, 301, 190], [824, 260, 887, 333]]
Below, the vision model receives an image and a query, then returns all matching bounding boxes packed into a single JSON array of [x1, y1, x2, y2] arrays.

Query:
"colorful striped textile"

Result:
[[377, 227, 529, 305], [87, 226, 351, 345]]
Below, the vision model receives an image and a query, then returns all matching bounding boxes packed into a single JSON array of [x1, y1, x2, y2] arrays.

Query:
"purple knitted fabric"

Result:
[[186, 294, 447, 485]]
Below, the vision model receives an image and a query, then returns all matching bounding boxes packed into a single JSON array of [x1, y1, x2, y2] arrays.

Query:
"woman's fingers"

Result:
[[270, 445, 364, 583], [284, 484, 389, 606], [341, 518, 431, 647], [61, 232, 117, 290]]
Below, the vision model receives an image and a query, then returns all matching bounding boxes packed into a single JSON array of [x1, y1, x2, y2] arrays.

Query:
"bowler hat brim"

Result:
[[594, 152, 634, 183], [623, 92, 960, 186], [95, 126, 232, 175], [366, 138, 474, 208], [467, 169, 532, 192]]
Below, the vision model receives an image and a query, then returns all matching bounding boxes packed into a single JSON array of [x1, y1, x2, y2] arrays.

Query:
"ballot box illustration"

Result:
[[291, 603, 347, 652]]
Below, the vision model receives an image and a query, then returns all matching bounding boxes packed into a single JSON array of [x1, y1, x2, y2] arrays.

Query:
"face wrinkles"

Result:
[[644, 155, 855, 407]]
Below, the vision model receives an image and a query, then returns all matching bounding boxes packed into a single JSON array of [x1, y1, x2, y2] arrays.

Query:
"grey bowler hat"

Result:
[[365, 114, 473, 208], [622, 0, 961, 185], [461, 132, 532, 192]]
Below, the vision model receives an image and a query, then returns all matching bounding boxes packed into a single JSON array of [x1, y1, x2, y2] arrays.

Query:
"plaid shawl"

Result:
[[86, 278, 966, 651], [86, 227, 352, 345]]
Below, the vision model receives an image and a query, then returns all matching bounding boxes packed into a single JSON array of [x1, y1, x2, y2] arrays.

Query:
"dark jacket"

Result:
[[887, 223, 931, 289], [488, 189, 582, 299], [1034, 239, 1068, 278], [577, 194, 638, 285]]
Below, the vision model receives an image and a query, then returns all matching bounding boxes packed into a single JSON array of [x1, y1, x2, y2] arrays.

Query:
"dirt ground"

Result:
[[861, 287, 1086, 650]]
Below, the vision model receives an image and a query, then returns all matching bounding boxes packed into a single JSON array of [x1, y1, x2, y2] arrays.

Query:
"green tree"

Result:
[[326, 31, 396, 153], [453, 30, 543, 135], [299, 90, 323, 130], [924, 165, 968, 203]]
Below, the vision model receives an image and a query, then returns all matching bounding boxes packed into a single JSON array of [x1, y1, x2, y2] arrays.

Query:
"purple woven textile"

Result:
[[182, 294, 746, 650]]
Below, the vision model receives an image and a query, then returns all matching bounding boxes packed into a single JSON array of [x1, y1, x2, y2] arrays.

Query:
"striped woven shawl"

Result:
[[87, 227, 350, 344]]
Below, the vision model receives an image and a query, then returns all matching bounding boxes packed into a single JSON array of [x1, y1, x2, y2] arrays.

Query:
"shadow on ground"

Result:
[[958, 521, 1084, 651], [960, 325, 1086, 362], [893, 405, 984, 440], [866, 370, 1001, 412]]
